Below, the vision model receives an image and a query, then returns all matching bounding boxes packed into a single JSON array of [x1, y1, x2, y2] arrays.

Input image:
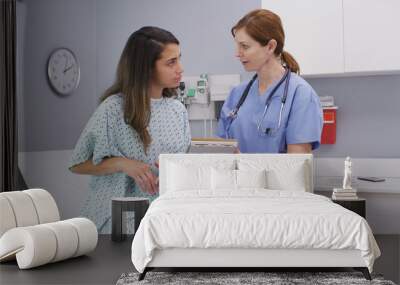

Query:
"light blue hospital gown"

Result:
[[69, 94, 190, 233]]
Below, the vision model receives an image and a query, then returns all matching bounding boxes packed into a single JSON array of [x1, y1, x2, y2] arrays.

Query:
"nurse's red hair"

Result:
[[232, 9, 300, 74]]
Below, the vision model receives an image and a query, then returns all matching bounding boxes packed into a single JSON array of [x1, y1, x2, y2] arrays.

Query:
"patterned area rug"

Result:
[[116, 271, 396, 285]]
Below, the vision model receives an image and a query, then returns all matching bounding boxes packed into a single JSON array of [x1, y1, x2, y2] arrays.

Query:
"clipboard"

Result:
[[188, 137, 238, 154]]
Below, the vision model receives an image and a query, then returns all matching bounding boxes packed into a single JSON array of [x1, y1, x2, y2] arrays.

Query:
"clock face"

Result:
[[47, 48, 80, 95]]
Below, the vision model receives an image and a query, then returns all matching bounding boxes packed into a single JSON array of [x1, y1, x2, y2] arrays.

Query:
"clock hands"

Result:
[[63, 54, 69, 72], [63, 65, 73, 73], [63, 54, 74, 73]]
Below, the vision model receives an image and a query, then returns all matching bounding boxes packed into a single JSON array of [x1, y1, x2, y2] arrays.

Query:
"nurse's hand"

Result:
[[287, 143, 312, 154], [119, 158, 158, 195], [233, 147, 240, 154]]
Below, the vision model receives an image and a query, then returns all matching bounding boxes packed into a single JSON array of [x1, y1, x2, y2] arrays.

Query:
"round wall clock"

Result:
[[47, 48, 80, 96]]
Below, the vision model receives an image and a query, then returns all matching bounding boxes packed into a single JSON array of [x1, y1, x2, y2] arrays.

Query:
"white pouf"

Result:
[[0, 189, 98, 269], [0, 218, 98, 269]]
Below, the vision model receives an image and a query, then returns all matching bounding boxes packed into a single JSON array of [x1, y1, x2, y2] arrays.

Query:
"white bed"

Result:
[[131, 154, 380, 280]]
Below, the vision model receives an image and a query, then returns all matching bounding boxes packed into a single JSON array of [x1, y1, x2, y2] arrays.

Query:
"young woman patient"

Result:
[[69, 26, 190, 234]]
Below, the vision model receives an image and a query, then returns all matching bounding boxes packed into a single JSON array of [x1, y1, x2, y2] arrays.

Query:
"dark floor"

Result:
[[0, 235, 399, 285]]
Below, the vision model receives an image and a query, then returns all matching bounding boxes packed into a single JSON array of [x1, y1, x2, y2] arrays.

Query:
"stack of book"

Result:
[[332, 188, 358, 200]]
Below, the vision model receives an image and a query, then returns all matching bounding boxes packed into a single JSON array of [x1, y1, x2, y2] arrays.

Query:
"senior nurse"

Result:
[[218, 9, 323, 153]]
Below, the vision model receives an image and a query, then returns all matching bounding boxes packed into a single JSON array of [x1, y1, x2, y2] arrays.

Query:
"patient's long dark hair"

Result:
[[101, 26, 179, 153]]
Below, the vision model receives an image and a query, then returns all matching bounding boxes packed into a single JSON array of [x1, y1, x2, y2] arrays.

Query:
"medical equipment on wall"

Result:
[[319, 95, 335, 107], [321, 106, 338, 144], [178, 74, 213, 121], [178, 73, 241, 134], [177, 81, 186, 105], [179, 74, 210, 106], [318, 95, 337, 144], [225, 68, 291, 139]]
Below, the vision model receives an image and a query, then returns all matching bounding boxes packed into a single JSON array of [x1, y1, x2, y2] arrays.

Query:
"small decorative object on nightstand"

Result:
[[332, 198, 366, 218], [332, 156, 359, 200], [111, 197, 149, 242]]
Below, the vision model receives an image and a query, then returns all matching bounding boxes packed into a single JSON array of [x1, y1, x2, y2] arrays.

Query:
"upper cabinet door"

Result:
[[343, 0, 400, 73], [262, 0, 344, 76]]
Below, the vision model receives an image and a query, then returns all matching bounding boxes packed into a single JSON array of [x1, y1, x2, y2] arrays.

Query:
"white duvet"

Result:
[[131, 190, 380, 273]]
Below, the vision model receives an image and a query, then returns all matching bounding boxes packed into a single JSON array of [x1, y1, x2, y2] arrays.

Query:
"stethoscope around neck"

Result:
[[225, 67, 291, 139]]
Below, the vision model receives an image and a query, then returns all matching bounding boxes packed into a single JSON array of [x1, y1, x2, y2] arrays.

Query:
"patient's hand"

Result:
[[120, 158, 158, 195]]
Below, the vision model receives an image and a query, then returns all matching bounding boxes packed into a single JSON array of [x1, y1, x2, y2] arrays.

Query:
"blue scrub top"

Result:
[[217, 72, 323, 153]]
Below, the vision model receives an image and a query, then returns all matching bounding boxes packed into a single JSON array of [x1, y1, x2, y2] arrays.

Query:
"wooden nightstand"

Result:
[[332, 198, 366, 218]]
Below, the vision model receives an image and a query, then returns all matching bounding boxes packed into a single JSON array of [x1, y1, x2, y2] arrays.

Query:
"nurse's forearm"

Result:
[[69, 157, 126, 176], [287, 143, 312, 154]]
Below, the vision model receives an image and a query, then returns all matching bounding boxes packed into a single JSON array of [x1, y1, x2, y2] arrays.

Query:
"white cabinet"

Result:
[[343, 0, 400, 73], [262, 0, 344, 76], [262, 0, 400, 76]]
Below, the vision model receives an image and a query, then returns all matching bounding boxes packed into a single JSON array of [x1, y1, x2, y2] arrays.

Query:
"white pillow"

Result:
[[266, 161, 307, 191], [165, 159, 236, 193], [236, 169, 267, 189], [238, 159, 308, 191], [167, 162, 211, 191], [211, 168, 236, 190], [211, 169, 268, 191]]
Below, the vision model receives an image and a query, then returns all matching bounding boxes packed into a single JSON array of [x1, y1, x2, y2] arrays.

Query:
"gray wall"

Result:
[[310, 75, 400, 158], [18, 0, 258, 152], [96, 0, 251, 96], [16, 0, 400, 235], [17, 0, 400, 158], [18, 0, 97, 152]]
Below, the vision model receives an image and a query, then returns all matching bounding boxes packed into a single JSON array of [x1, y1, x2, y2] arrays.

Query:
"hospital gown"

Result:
[[69, 94, 190, 233]]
